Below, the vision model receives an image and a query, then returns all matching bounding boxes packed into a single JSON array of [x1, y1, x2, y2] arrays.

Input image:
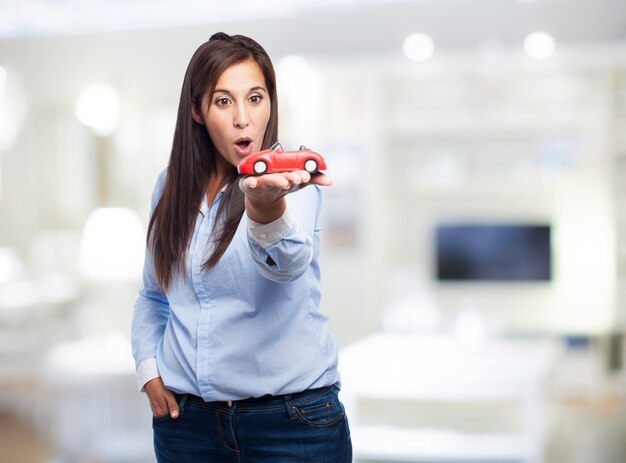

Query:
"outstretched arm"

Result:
[[240, 171, 330, 283], [240, 170, 331, 223]]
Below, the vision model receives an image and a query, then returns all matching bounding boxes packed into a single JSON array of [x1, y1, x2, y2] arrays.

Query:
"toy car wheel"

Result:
[[253, 160, 268, 174], [304, 159, 318, 173]]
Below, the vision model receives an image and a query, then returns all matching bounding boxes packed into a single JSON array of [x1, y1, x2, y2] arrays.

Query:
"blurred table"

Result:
[[0, 275, 79, 415], [41, 333, 153, 463], [339, 332, 563, 463]]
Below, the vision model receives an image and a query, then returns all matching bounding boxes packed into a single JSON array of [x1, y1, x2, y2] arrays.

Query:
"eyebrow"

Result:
[[213, 86, 267, 95]]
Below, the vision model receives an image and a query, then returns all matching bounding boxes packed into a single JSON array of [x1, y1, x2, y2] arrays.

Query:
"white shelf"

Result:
[[352, 426, 531, 463], [340, 333, 562, 463]]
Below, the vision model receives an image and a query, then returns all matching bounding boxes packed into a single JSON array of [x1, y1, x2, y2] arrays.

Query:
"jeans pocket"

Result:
[[292, 388, 346, 427], [152, 393, 188, 423], [153, 413, 172, 422]]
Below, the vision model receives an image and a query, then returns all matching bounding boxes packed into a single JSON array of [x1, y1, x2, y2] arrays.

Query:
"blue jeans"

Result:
[[152, 385, 352, 462]]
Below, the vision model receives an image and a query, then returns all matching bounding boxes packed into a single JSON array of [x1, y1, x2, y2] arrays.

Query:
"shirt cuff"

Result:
[[247, 209, 295, 248], [136, 358, 160, 392]]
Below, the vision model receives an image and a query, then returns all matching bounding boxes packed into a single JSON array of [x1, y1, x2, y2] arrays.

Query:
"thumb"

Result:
[[309, 172, 332, 187], [163, 390, 180, 419]]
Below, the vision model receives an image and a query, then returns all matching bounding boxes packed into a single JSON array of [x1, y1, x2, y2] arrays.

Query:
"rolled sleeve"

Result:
[[246, 207, 314, 283], [136, 358, 160, 392], [247, 209, 296, 248]]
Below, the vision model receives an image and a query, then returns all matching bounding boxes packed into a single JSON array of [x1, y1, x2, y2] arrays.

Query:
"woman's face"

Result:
[[196, 59, 271, 173]]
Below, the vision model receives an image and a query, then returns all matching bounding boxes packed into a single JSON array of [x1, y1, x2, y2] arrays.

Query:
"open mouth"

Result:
[[235, 138, 252, 149], [233, 137, 254, 158]]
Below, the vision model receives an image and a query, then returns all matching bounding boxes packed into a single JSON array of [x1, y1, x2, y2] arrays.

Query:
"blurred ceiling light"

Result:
[[0, 65, 28, 152], [75, 82, 120, 136], [524, 31, 556, 60], [276, 55, 315, 100], [277, 55, 311, 79], [276, 54, 313, 102], [0, 248, 24, 284], [78, 208, 145, 281], [402, 33, 435, 62], [276, 55, 322, 143]]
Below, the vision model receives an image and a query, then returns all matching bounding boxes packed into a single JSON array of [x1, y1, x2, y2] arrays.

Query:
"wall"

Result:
[[316, 49, 625, 338], [0, 35, 624, 345]]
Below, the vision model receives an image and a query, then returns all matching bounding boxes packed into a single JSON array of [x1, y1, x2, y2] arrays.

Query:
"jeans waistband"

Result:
[[181, 385, 336, 413]]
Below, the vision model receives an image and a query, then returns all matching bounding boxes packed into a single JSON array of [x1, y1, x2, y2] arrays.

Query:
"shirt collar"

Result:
[[199, 184, 228, 216]]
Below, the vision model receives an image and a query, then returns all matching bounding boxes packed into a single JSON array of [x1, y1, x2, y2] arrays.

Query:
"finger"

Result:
[[239, 176, 257, 190], [163, 390, 180, 419], [306, 173, 332, 187], [287, 170, 311, 185]]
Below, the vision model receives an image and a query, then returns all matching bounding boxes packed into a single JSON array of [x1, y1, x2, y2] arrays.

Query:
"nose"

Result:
[[234, 102, 250, 128]]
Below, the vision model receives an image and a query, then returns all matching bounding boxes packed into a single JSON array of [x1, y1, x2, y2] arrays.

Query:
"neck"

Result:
[[206, 167, 232, 205]]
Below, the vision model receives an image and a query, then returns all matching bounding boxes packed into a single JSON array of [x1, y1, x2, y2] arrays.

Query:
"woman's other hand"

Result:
[[239, 171, 332, 223], [144, 377, 180, 419]]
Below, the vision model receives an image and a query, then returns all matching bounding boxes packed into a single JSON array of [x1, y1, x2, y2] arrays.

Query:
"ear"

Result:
[[191, 102, 205, 125]]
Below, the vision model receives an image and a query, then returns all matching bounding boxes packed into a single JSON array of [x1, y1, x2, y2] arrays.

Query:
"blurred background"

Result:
[[0, 0, 625, 462]]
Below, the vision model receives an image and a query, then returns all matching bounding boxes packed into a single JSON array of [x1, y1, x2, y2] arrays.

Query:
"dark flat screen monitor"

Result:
[[435, 223, 552, 281]]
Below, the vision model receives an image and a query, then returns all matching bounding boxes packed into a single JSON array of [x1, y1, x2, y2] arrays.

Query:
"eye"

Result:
[[249, 94, 263, 104], [214, 97, 231, 107]]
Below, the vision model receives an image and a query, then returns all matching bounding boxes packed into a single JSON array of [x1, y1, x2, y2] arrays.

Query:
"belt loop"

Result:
[[283, 394, 297, 419]]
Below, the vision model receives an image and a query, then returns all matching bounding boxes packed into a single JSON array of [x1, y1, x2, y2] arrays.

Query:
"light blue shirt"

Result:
[[131, 171, 340, 401]]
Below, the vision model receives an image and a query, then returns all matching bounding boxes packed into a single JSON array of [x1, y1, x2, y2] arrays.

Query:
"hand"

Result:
[[144, 377, 180, 419], [239, 171, 332, 224]]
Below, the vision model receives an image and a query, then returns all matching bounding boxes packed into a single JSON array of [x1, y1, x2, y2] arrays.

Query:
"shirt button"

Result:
[[260, 233, 267, 239]]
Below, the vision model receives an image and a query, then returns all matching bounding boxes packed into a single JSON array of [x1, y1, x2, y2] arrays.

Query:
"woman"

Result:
[[131, 32, 352, 462]]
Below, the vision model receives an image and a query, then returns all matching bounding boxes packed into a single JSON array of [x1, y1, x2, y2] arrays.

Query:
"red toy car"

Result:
[[237, 143, 327, 175]]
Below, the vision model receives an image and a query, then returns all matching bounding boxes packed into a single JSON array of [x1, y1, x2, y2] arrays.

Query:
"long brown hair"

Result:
[[148, 32, 279, 292]]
